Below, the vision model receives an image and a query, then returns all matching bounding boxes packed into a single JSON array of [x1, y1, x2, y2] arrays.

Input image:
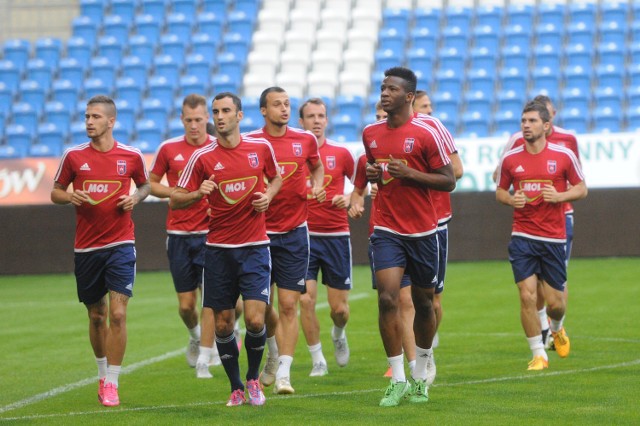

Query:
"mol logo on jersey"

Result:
[[277, 162, 298, 180], [219, 176, 258, 205], [305, 175, 332, 199], [82, 180, 122, 205], [375, 158, 408, 185], [519, 179, 553, 204]]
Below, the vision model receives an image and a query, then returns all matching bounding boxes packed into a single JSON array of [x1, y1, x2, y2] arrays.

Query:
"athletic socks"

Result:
[[188, 324, 201, 341], [96, 356, 107, 379], [413, 347, 431, 381], [197, 345, 212, 366], [527, 335, 548, 360], [244, 326, 266, 381], [265, 335, 279, 359], [105, 365, 121, 387], [308, 343, 327, 365], [550, 317, 565, 333], [388, 354, 406, 383], [216, 332, 243, 391], [276, 355, 293, 380], [331, 325, 346, 340], [538, 308, 550, 333]]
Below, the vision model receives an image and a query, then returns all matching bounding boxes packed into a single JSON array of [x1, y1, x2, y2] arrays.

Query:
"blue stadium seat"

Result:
[[537, 3, 565, 27], [0, 60, 22, 94], [141, 98, 168, 131], [51, 78, 79, 111], [227, 11, 255, 39], [191, 32, 219, 58], [432, 111, 458, 135], [112, 121, 131, 143], [602, 1, 629, 25], [409, 27, 437, 52], [19, 80, 46, 113], [172, 0, 198, 20], [599, 21, 626, 46], [441, 26, 467, 51], [628, 85, 640, 108], [89, 56, 117, 88], [0, 82, 11, 116], [115, 99, 137, 133], [159, 34, 187, 66], [631, 21, 640, 42], [241, 96, 261, 122], [533, 44, 561, 69], [97, 36, 124, 67], [502, 24, 530, 50], [121, 55, 148, 88], [535, 24, 563, 49], [631, 42, 640, 67], [464, 90, 493, 115], [597, 42, 625, 68], [166, 13, 193, 44], [148, 76, 175, 106], [153, 54, 181, 82], [128, 35, 155, 65], [32, 122, 64, 157], [437, 47, 465, 74], [135, 119, 164, 144], [135, 14, 162, 42], [445, 6, 472, 28], [558, 108, 588, 134], [629, 63, 640, 89], [224, 33, 251, 59], [593, 86, 623, 110], [531, 66, 560, 95], [382, 8, 411, 33], [0, 144, 24, 159], [142, 0, 168, 21], [115, 77, 143, 108], [83, 77, 110, 99], [379, 28, 406, 52], [466, 69, 495, 94], [499, 68, 526, 93], [79, 0, 105, 22], [561, 87, 591, 111], [496, 89, 526, 115], [44, 101, 71, 135], [129, 139, 160, 153], [202, 0, 227, 16], [68, 120, 86, 146], [178, 75, 208, 98], [432, 91, 460, 118], [407, 48, 434, 79], [461, 111, 490, 137], [103, 14, 130, 45], [335, 95, 364, 121], [65, 37, 92, 70], [563, 65, 591, 92], [111, 0, 137, 23], [2, 39, 30, 73], [435, 69, 463, 99], [34, 37, 62, 69], [196, 12, 224, 40], [592, 106, 621, 133], [235, 0, 260, 16], [12, 102, 39, 135], [375, 49, 403, 73], [564, 43, 593, 69], [185, 54, 213, 84], [628, 105, 640, 130], [58, 58, 85, 84], [71, 16, 99, 47], [596, 64, 624, 91], [26, 59, 53, 92], [476, 5, 503, 28], [238, 114, 258, 134], [331, 114, 360, 142], [473, 25, 500, 51], [211, 73, 239, 94], [5, 124, 32, 156], [414, 8, 440, 33], [168, 117, 184, 138], [501, 45, 529, 70], [566, 22, 594, 46], [492, 110, 519, 136], [506, 4, 533, 27], [217, 53, 243, 77], [569, 2, 596, 26]]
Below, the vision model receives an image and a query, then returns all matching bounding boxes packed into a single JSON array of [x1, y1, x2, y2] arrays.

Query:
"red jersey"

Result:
[[354, 153, 376, 235], [54, 142, 149, 252], [363, 116, 451, 237], [244, 126, 321, 233], [497, 142, 585, 243], [150, 135, 214, 235], [416, 113, 458, 225], [504, 126, 580, 214], [307, 139, 356, 236], [177, 136, 279, 247]]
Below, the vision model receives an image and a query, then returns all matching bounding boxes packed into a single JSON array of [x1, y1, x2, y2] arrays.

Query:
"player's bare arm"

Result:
[[497, 188, 526, 208], [252, 174, 283, 212], [387, 155, 456, 192], [51, 182, 90, 206], [450, 152, 464, 180], [542, 181, 587, 204], [117, 181, 151, 211], [332, 194, 350, 209], [308, 160, 327, 202], [170, 175, 217, 210], [149, 172, 173, 198], [348, 186, 366, 219]]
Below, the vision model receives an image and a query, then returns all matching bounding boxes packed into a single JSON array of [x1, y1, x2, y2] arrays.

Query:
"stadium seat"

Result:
[[241, 97, 261, 123], [331, 114, 361, 142], [83, 77, 110, 99], [382, 8, 410, 33], [437, 47, 465, 74], [167, 117, 184, 138], [628, 105, 640, 130], [224, 33, 251, 59], [65, 37, 92, 70], [120, 56, 147, 89], [44, 101, 71, 136], [343, 48, 373, 75], [441, 26, 468, 51], [19, 80, 46, 113], [58, 58, 85, 85], [178, 75, 208, 98], [217, 53, 244, 78], [501, 45, 529, 70], [52, 79, 80, 111], [632, 21, 640, 43], [502, 24, 530, 50], [631, 42, 640, 67], [34, 37, 62, 69], [558, 108, 588, 134], [135, 119, 164, 143], [374, 49, 403, 74], [103, 15, 130, 45], [569, 2, 596, 26], [211, 73, 239, 94], [2, 39, 30, 73], [315, 28, 345, 55], [0, 60, 20, 95], [533, 44, 561, 70], [167, 13, 193, 44], [71, 16, 99, 47], [236, 0, 261, 16], [97, 36, 124, 67], [0, 82, 12, 116], [202, 0, 227, 17], [561, 87, 591, 111], [628, 85, 640, 108], [464, 90, 493, 115], [492, 110, 519, 137], [378, 28, 406, 53], [461, 111, 490, 137], [476, 5, 503, 29], [600, 21, 626, 46], [191, 32, 219, 58], [506, 4, 533, 27], [114, 99, 136, 133], [5, 124, 32, 156], [496, 89, 525, 116], [184, 54, 212, 85], [531, 66, 560, 95], [563, 65, 591, 92], [26, 59, 53, 92], [11, 102, 39, 135], [135, 14, 162, 42], [339, 70, 370, 98], [432, 111, 458, 136], [228, 11, 255, 39], [32, 122, 64, 157], [142, 0, 167, 20], [593, 86, 623, 111], [445, 6, 472, 29], [432, 91, 460, 118], [407, 48, 434, 79], [159, 34, 186, 66], [258, 8, 289, 36], [414, 8, 440, 33], [153, 54, 181, 82], [147, 76, 174, 106], [596, 64, 624, 91], [111, 0, 137, 23], [112, 121, 131, 144], [629, 63, 640, 89], [409, 27, 437, 52], [592, 106, 621, 133], [172, 0, 198, 20], [79, 0, 104, 22], [196, 12, 224, 40], [89, 57, 116, 88], [335, 95, 365, 120], [499, 68, 527, 94], [115, 77, 143, 109], [535, 23, 563, 47], [565, 43, 593, 69], [597, 42, 626, 68], [435, 69, 463, 99], [69, 120, 88, 146], [273, 72, 303, 98], [537, 3, 565, 27], [141, 98, 169, 132], [307, 71, 337, 98], [473, 25, 500, 52], [279, 50, 309, 76], [566, 22, 594, 47], [466, 69, 495, 94]]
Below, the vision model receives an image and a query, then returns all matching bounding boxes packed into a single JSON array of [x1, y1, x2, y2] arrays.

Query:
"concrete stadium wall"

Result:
[[0, 0, 76, 42], [1, 188, 638, 275]]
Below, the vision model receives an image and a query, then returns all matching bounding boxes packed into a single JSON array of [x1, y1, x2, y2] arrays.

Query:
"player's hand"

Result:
[[199, 174, 217, 196], [366, 162, 382, 182], [251, 192, 270, 212], [348, 202, 364, 218], [332, 194, 349, 209], [512, 189, 526, 208], [117, 194, 136, 211], [312, 185, 326, 203], [387, 155, 411, 179], [70, 189, 90, 206], [541, 184, 561, 203], [370, 183, 378, 199]]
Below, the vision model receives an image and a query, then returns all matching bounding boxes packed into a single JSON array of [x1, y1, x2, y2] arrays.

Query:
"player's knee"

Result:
[[299, 293, 316, 311], [378, 291, 398, 313], [109, 309, 127, 327], [88, 309, 107, 327]]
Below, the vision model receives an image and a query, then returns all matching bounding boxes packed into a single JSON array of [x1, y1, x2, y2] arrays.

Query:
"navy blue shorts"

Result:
[[306, 235, 352, 290], [368, 242, 411, 289], [166, 234, 205, 293], [565, 213, 574, 265], [436, 225, 448, 295], [74, 244, 136, 305], [203, 245, 271, 311], [269, 225, 309, 292], [508, 237, 567, 291], [369, 230, 438, 289]]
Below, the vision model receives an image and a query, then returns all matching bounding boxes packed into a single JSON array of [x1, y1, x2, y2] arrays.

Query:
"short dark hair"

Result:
[[532, 94, 553, 107], [87, 95, 116, 117], [206, 122, 216, 136], [384, 67, 417, 94], [415, 90, 428, 98], [213, 92, 242, 112], [259, 86, 286, 108], [182, 93, 207, 110], [299, 97, 326, 119], [522, 100, 551, 123]]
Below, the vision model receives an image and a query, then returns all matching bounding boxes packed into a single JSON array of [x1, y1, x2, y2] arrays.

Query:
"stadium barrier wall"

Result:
[[1, 188, 638, 275]]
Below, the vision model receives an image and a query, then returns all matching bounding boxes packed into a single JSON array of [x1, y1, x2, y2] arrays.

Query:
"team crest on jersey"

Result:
[[376, 158, 408, 185], [519, 179, 553, 205], [82, 180, 123, 205], [547, 160, 557, 173], [326, 156, 336, 170], [306, 175, 332, 199], [219, 176, 258, 205], [117, 160, 127, 175], [248, 152, 259, 168], [278, 162, 298, 180], [403, 138, 415, 153], [292, 143, 303, 157]]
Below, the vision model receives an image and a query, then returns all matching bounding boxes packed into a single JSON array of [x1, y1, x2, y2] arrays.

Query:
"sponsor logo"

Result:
[[80, 163, 91, 171], [174, 154, 184, 161], [547, 160, 557, 173], [277, 162, 298, 180], [292, 143, 303, 156], [219, 176, 258, 204], [375, 158, 408, 185], [0, 162, 46, 199], [252, 345, 265, 351], [117, 160, 127, 176], [297, 278, 305, 286], [82, 180, 123, 205], [214, 162, 225, 170], [515, 165, 525, 173], [370, 140, 377, 148], [326, 155, 336, 170], [403, 138, 415, 153], [260, 288, 269, 296], [248, 152, 259, 168], [125, 283, 133, 291], [519, 179, 553, 204], [220, 354, 233, 360]]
